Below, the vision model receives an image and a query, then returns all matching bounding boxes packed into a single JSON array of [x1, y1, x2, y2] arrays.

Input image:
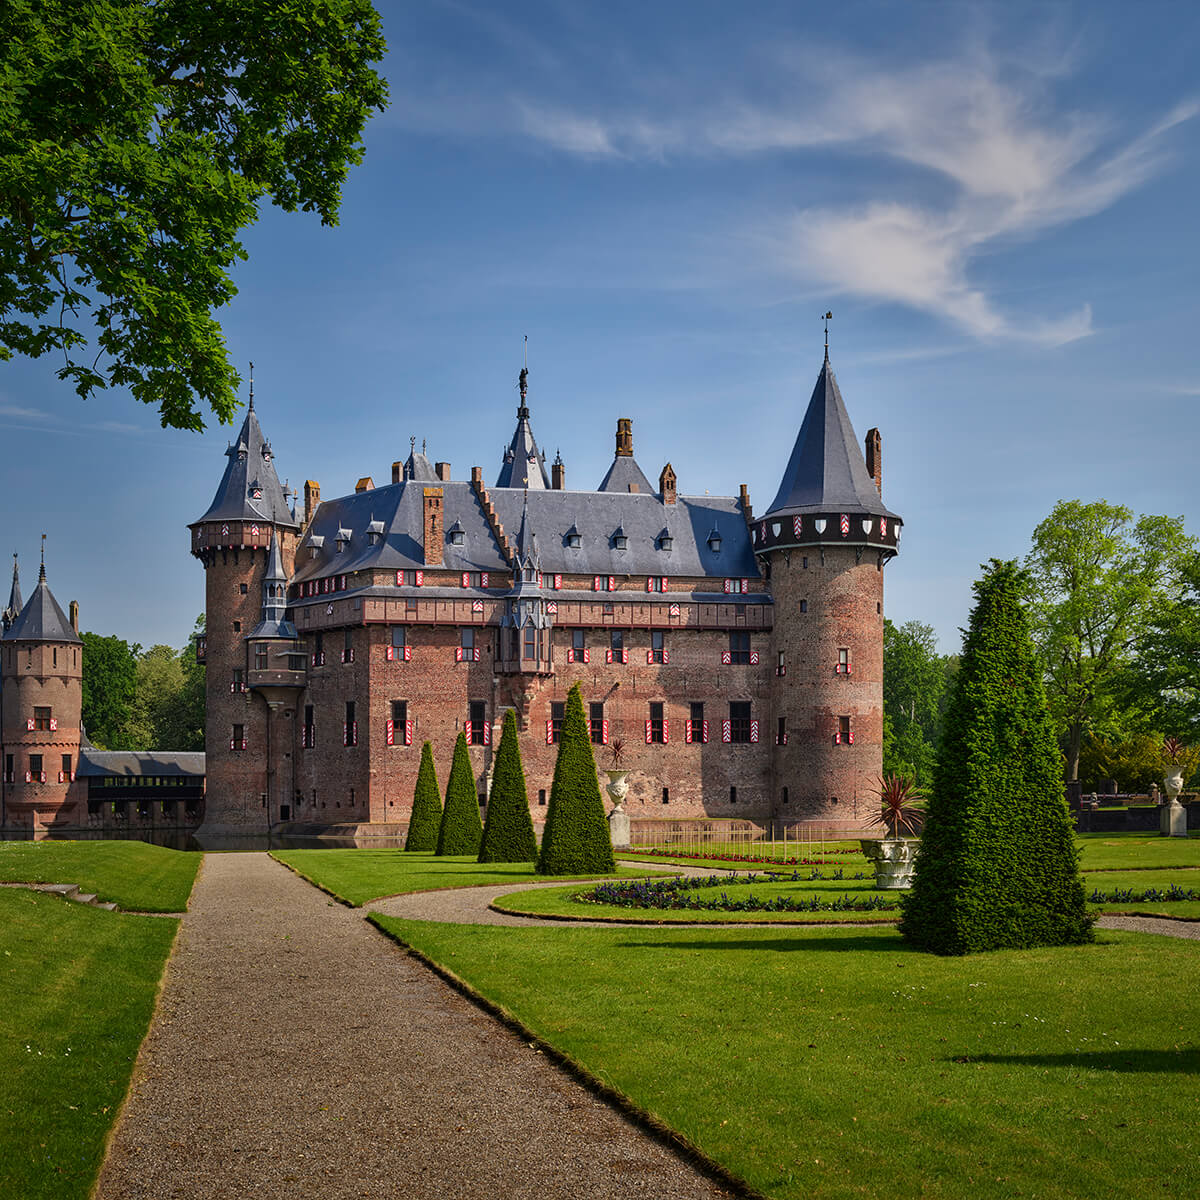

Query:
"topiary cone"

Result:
[[404, 742, 442, 852], [901, 559, 1094, 955], [479, 710, 537, 863], [537, 682, 616, 875], [436, 731, 483, 856]]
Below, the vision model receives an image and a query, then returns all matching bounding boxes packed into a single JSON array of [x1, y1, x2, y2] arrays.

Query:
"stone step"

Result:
[[95, 901, 118, 912], [76, 893, 98, 905], [41, 882, 80, 901]]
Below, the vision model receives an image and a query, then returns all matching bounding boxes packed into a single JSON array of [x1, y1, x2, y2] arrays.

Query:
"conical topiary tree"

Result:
[[436, 732, 484, 856], [404, 742, 442, 852], [901, 559, 1094, 955], [479, 710, 538, 863], [537, 683, 616, 875]]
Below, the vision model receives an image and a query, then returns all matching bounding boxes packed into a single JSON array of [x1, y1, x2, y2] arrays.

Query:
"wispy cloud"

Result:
[[0, 403, 147, 437]]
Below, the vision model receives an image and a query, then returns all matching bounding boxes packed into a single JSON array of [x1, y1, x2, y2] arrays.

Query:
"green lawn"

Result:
[[272, 848, 658, 906], [374, 917, 1200, 1200], [0, 888, 179, 1200], [625, 840, 865, 868], [0, 840, 201, 911], [1077, 833, 1200, 871]]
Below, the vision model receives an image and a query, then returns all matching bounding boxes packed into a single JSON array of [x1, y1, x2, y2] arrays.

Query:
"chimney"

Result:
[[471, 466, 482, 485], [615, 418, 633, 457], [865, 429, 882, 494], [435, 462, 451, 482], [355, 477, 373, 494], [659, 463, 676, 505], [69, 600, 79, 634], [392, 461, 403, 485], [739, 483, 752, 522], [423, 487, 444, 565], [552, 453, 565, 490], [304, 480, 321, 526]]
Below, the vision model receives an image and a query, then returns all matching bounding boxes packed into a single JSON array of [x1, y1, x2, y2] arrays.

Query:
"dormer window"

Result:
[[335, 528, 351, 553], [448, 518, 465, 547], [248, 479, 263, 500], [565, 524, 581, 549], [707, 527, 722, 554], [657, 529, 673, 552], [307, 534, 324, 560], [367, 519, 385, 546], [612, 526, 628, 551], [262, 443, 272, 462]]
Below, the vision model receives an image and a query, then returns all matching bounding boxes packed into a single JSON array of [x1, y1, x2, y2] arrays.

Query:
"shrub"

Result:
[[537, 683, 616, 875], [404, 742, 442, 851], [479, 710, 537, 863], [901, 559, 1094, 955], [436, 732, 483, 856]]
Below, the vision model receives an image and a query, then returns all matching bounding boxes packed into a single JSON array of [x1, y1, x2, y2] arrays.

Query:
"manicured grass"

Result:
[[0, 888, 179, 1200], [0, 840, 201, 911], [1085, 869, 1200, 918], [1077, 833, 1200, 871], [622, 849, 865, 870], [374, 916, 1200, 1200], [627, 840, 864, 866], [271, 849, 656, 907]]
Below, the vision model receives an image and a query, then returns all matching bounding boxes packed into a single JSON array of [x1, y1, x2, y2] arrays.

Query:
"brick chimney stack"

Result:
[[355, 477, 373, 493], [304, 480, 321, 526], [552, 453, 565, 490], [69, 600, 79, 634], [392, 461, 403, 485], [423, 487, 444, 565], [739, 483, 752, 523], [615, 418, 633, 457], [435, 462, 451, 481], [659, 463, 676, 505], [865, 429, 882, 494]]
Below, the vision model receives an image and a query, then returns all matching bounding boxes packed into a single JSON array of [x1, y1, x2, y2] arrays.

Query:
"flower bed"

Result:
[[1089, 884, 1200, 904], [578, 873, 898, 913]]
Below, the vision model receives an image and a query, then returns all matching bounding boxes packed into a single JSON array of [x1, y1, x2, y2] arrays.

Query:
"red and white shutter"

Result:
[[472, 599, 484, 613], [721, 720, 732, 743], [840, 514, 850, 536], [834, 731, 842, 744], [608, 576, 616, 592], [741, 579, 749, 594], [601, 719, 609, 745], [482, 721, 491, 746], [723, 579, 733, 594], [685, 719, 693, 744], [661, 577, 668, 592], [669, 603, 680, 617], [465, 721, 472, 743], [553, 573, 562, 589], [749, 720, 759, 744], [25, 718, 34, 731], [404, 721, 414, 745], [414, 570, 423, 587], [662, 719, 669, 745], [593, 575, 603, 591], [546, 721, 554, 744], [49, 718, 58, 731], [567, 648, 575, 663], [646, 577, 654, 593], [848, 731, 855, 744], [385, 644, 395, 661], [403, 646, 412, 662], [455, 647, 464, 662], [646, 649, 654, 664], [480, 572, 489, 588], [721, 650, 732, 665], [605, 649, 614, 664], [662, 649, 670, 663], [645, 720, 653, 744], [461, 573, 469, 588], [793, 515, 803, 539], [701, 721, 709, 743], [748, 651, 759, 665], [386, 719, 395, 746]]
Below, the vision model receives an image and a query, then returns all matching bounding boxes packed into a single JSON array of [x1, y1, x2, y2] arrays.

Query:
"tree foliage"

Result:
[[1024, 500, 1194, 781], [80, 630, 139, 748], [436, 733, 483, 856], [901, 560, 1093, 956], [1077, 733, 1200, 794], [537, 683, 615, 876], [883, 619, 956, 785], [404, 742, 441, 852], [0, 0, 388, 429], [479, 710, 537, 864]]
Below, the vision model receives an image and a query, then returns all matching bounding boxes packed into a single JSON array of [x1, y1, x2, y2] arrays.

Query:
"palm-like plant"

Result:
[[1164, 736, 1185, 764], [609, 737, 625, 768], [871, 773, 926, 839]]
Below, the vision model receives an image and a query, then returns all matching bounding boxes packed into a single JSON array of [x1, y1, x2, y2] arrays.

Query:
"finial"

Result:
[[422, 438, 427, 455], [40, 533, 46, 582], [410, 435, 416, 455], [822, 311, 832, 362], [248, 360, 255, 410]]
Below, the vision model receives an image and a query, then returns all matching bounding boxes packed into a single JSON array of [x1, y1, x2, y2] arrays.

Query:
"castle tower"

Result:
[[1, 555, 84, 831], [758, 347, 902, 829], [498, 492, 553, 676], [189, 393, 300, 832]]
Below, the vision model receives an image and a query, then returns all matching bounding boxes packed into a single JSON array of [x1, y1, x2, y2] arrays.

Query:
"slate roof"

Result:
[[76, 748, 206, 778], [250, 529, 297, 640], [763, 354, 899, 521], [597, 453, 655, 495], [291, 481, 760, 585], [402, 449, 437, 482], [195, 401, 300, 529], [495, 403, 551, 489], [2, 567, 80, 643]]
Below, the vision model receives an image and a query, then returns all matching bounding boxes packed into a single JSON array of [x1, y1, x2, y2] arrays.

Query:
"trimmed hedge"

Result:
[[537, 683, 616, 875], [436, 732, 483, 856], [479, 710, 538, 863], [901, 559, 1094, 955], [404, 742, 442, 852]]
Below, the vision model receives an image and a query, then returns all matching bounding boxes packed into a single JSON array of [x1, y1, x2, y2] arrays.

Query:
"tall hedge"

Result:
[[537, 683, 616, 875], [901, 559, 1094, 955], [479, 710, 538, 863], [436, 732, 484, 856], [404, 742, 442, 852]]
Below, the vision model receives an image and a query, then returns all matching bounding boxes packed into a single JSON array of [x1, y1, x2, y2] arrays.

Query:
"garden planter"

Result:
[[1161, 768, 1187, 838], [859, 837, 918, 889], [605, 770, 631, 850], [605, 770, 630, 810]]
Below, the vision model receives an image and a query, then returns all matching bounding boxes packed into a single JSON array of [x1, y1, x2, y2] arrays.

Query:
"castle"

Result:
[[191, 344, 902, 834]]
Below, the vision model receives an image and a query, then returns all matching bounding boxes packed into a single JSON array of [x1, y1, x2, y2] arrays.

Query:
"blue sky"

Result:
[[2, 0, 1197, 654]]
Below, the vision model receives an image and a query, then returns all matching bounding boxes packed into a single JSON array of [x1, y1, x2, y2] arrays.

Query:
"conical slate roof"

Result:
[[195, 401, 299, 528], [597, 454, 654, 495], [3, 566, 80, 643], [763, 354, 897, 520], [496, 399, 550, 489]]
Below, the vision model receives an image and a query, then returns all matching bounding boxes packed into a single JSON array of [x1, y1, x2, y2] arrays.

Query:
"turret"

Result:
[[498, 492, 553, 674], [1, 552, 84, 830], [189, 390, 300, 831], [760, 347, 902, 829], [2, 555, 21, 632], [496, 367, 551, 488]]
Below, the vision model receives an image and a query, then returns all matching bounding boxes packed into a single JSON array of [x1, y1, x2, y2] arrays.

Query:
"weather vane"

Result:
[[823, 311, 832, 359], [248, 360, 255, 409]]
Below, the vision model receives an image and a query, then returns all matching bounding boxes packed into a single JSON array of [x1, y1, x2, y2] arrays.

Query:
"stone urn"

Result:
[[1161, 767, 1187, 838], [605, 770, 631, 851], [859, 837, 918, 889]]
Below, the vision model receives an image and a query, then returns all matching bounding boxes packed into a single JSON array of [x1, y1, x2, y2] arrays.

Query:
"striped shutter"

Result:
[[546, 601, 558, 615], [685, 719, 693, 744], [481, 572, 489, 587], [723, 579, 732, 594], [793, 515, 803, 538], [608, 576, 616, 591], [749, 720, 759, 744], [848, 731, 855, 744], [386, 719, 395, 747], [405, 721, 414, 745], [483, 721, 491, 746], [663, 719, 669, 745], [593, 575, 602, 591], [749, 651, 759, 665], [646, 577, 654, 593], [741, 579, 749, 593], [414, 571, 423, 586], [663, 649, 670, 664], [567, 648, 575, 663], [701, 720, 709, 743], [661, 577, 668, 592], [605, 649, 614, 664], [669, 603, 680, 617], [546, 721, 554, 744], [840, 514, 850, 535], [26, 718, 34, 731], [834, 731, 842, 744], [472, 599, 484, 613], [455, 647, 464, 662], [465, 721, 472, 743], [721, 650, 732, 665], [601, 719, 609, 745], [396, 570, 404, 585], [403, 646, 412, 662], [386, 645, 395, 661], [721, 720, 732, 743], [646, 650, 653, 664], [462, 572, 469, 588], [582, 648, 590, 663], [553, 574, 562, 589], [645, 720, 653, 744]]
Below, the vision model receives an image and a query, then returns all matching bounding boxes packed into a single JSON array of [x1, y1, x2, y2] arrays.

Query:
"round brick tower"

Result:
[[758, 347, 902, 830], [189, 394, 299, 833], [1, 554, 84, 831]]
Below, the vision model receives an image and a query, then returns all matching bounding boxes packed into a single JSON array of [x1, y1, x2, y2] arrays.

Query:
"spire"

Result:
[[512, 489, 542, 590], [250, 525, 297, 640], [496, 362, 550, 488], [2, 553, 21, 632], [762, 352, 897, 521], [2, 552, 81, 644], [823, 310, 832, 364], [248, 360, 255, 411]]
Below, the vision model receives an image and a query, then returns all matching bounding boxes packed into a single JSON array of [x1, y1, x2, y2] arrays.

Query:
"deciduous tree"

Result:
[[80, 630, 139, 749]]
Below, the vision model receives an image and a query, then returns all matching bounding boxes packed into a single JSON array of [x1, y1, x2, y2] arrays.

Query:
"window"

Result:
[[30, 753, 43, 782], [255, 644, 268, 670], [727, 631, 751, 665], [723, 578, 749, 594], [802, 556, 808, 569], [406, 595, 418, 612], [837, 715, 853, 745], [523, 625, 538, 660], [538, 789, 547, 806], [388, 626, 410, 662], [311, 632, 325, 667], [647, 701, 666, 744], [461, 571, 484, 588], [344, 701, 357, 747], [729, 786, 737, 805], [569, 629, 588, 664], [459, 627, 478, 662], [232, 668, 245, 693], [303, 705, 315, 749], [649, 631, 666, 664], [589, 703, 607, 745], [662, 787, 670, 805], [776, 651, 786, 677], [729, 701, 752, 744], [337, 629, 352, 663], [549, 701, 565, 744], [468, 700, 487, 745], [646, 575, 669, 593], [782, 787, 789, 805], [61, 754, 72, 783], [607, 629, 626, 664], [231, 724, 246, 751], [686, 701, 708, 744], [777, 716, 787, 745], [240, 583, 248, 594], [837, 647, 850, 674], [4, 754, 12, 784], [396, 569, 423, 587], [33, 707, 52, 731], [799, 599, 807, 613], [288, 651, 306, 671], [232, 620, 241, 632], [391, 627, 407, 648], [387, 700, 409, 747]]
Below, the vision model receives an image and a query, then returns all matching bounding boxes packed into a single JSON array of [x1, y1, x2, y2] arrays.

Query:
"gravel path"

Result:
[[1095, 913, 1200, 939], [95, 853, 729, 1200]]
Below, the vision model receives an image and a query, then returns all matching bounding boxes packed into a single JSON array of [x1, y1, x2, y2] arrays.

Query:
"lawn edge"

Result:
[[366, 913, 770, 1200], [487, 896, 900, 926], [269, 852, 357, 906]]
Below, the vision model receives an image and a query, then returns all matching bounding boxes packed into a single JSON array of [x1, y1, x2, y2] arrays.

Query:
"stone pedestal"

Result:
[[1160, 800, 1187, 838], [608, 807, 631, 851]]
